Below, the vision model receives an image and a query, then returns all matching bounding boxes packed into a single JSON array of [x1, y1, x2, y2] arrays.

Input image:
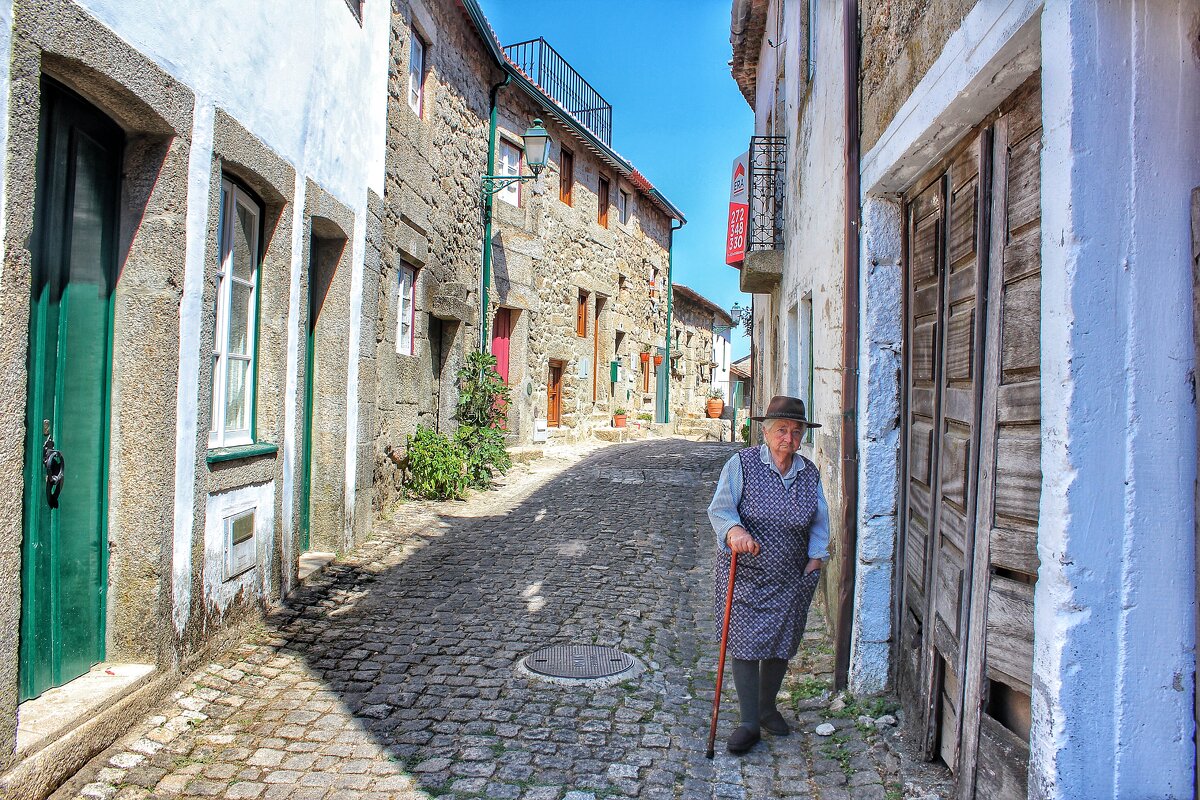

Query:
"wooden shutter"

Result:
[[560, 148, 574, 205], [599, 177, 610, 226], [958, 74, 1042, 800], [577, 290, 588, 337]]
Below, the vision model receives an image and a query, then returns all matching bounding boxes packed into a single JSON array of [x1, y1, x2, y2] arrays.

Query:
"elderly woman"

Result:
[[707, 395, 829, 755]]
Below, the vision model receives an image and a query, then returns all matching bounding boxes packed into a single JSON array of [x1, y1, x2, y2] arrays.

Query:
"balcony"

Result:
[[740, 135, 786, 293], [503, 38, 613, 147]]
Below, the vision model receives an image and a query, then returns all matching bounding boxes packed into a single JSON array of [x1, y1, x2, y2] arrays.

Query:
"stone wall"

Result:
[[669, 290, 728, 422], [859, 0, 975, 152], [492, 87, 672, 440], [373, 0, 497, 509]]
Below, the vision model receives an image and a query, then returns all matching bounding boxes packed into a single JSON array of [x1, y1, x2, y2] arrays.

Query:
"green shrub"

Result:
[[741, 419, 751, 443], [405, 425, 467, 500], [456, 424, 511, 488], [403, 350, 513, 499], [453, 350, 512, 486], [637, 411, 653, 421], [455, 350, 511, 429]]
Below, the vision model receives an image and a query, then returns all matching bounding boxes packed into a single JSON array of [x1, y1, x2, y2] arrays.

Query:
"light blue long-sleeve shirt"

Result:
[[707, 444, 830, 560]]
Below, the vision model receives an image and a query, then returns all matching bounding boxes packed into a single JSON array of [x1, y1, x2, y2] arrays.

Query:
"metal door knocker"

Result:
[[41, 419, 64, 506]]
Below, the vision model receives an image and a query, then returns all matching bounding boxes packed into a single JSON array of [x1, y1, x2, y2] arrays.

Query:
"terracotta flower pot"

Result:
[[639, 352, 650, 363], [706, 398, 724, 419], [613, 414, 627, 428], [653, 354, 664, 366]]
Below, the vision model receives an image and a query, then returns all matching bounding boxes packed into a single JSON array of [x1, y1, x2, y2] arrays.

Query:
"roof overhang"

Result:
[[458, 0, 686, 225]]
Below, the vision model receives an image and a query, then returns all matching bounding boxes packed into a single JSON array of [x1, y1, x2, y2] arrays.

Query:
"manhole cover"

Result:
[[521, 645, 636, 680]]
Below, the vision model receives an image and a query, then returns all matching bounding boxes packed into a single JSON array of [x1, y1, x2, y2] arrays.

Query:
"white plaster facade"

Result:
[[63, 0, 393, 631]]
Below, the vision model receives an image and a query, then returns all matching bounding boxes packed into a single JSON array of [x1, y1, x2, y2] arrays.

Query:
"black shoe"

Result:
[[726, 725, 761, 755], [760, 709, 791, 736]]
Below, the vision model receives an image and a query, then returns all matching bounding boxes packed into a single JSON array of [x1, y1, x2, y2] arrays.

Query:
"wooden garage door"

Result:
[[897, 74, 1042, 800]]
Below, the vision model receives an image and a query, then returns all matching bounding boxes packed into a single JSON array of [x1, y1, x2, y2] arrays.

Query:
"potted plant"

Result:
[[639, 352, 651, 364], [613, 408, 628, 428], [653, 352, 664, 367], [706, 387, 725, 418]]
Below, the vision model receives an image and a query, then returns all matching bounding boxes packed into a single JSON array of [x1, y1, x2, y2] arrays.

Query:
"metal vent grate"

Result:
[[521, 645, 634, 680]]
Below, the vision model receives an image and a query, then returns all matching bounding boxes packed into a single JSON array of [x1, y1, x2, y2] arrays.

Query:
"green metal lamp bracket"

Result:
[[480, 174, 538, 223]]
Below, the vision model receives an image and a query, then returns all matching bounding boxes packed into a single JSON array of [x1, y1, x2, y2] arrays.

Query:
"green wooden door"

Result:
[[299, 241, 318, 553], [21, 80, 123, 701]]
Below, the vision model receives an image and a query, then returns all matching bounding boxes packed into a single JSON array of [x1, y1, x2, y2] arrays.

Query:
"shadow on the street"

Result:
[[260, 438, 737, 796]]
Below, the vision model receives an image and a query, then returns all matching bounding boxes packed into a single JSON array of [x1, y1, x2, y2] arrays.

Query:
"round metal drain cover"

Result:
[[522, 645, 635, 680]]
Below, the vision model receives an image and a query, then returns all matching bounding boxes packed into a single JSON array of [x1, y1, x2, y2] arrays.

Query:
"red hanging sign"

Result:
[[726, 151, 749, 267]]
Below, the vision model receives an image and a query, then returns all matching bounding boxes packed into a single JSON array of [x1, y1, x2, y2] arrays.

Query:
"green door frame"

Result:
[[299, 246, 318, 553], [21, 78, 122, 701]]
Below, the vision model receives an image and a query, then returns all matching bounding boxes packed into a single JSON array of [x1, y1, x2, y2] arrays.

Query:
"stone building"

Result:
[[668, 283, 735, 421], [730, 0, 1199, 798], [0, 0, 391, 793], [373, 0, 685, 514]]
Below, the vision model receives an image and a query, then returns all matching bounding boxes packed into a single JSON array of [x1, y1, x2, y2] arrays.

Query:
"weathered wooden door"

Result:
[[957, 75, 1042, 800], [21, 79, 123, 701], [547, 360, 563, 427], [897, 75, 1041, 799]]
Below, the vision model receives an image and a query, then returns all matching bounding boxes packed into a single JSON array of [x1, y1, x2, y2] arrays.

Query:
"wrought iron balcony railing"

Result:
[[503, 38, 613, 147], [748, 136, 786, 251]]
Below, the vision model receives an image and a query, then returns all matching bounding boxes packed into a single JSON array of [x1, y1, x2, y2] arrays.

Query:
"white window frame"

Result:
[[210, 178, 260, 449], [807, 0, 817, 81], [497, 138, 521, 207], [618, 189, 630, 225], [224, 507, 257, 581], [397, 263, 417, 356], [408, 29, 426, 116]]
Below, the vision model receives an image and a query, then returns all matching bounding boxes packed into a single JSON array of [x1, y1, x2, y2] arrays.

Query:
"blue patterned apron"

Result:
[[714, 447, 822, 660]]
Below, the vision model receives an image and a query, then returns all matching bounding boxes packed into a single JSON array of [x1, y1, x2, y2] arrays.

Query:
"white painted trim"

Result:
[[343, 207, 367, 547], [860, 0, 1042, 196], [280, 175, 306, 598], [0, 0, 13, 272], [202, 481, 274, 617], [171, 99, 215, 636]]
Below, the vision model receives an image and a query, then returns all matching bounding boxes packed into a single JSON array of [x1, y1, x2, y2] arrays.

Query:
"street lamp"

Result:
[[480, 118, 552, 219], [479, 118, 553, 352]]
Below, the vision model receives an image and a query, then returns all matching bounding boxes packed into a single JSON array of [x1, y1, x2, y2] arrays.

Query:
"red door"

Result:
[[547, 360, 563, 427], [492, 308, 511, 384]]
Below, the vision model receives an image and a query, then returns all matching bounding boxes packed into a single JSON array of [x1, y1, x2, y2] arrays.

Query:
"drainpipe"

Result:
[[660, 219, 685, 424], [479, 74, 512, 353], [834, 0, 861, 691]]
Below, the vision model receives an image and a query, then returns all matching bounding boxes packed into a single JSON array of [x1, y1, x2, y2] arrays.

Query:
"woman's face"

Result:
[[765, 419, 806, 460]]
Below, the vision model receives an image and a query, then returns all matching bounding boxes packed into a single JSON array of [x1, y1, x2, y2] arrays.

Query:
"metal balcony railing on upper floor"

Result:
[[748, 135, 786, 251], [503, 38, 613, 147]]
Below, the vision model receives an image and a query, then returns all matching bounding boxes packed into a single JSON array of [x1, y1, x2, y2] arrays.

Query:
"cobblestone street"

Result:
[[54, 440, 939, 800]]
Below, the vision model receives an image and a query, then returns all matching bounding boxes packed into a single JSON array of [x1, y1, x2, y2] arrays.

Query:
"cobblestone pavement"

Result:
[[54, 439, 950, 800]]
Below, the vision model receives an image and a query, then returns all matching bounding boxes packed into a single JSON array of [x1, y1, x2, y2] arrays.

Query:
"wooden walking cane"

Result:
[[706, 550, 738, 759]]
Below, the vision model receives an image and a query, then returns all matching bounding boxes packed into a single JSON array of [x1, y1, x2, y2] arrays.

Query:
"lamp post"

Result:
[[478, 119, 551, 352]]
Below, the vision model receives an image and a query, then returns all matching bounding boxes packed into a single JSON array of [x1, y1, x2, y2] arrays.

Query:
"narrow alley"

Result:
[[51, 441, 930, 800]]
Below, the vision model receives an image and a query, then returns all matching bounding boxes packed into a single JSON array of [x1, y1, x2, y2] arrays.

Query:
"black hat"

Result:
[[751, 395, 822, 427]]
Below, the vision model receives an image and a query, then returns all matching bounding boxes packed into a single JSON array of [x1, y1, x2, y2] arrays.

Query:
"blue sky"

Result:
[[483, 0, 754, 359]]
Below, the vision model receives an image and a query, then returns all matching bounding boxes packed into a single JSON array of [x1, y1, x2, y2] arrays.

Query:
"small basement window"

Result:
[[224, 508, 256, 580]]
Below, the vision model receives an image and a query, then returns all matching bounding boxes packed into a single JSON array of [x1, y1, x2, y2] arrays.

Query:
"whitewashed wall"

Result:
[[76, 0, 389, 208], [1034, 1, 1199, 796], [69, 0, 391, 629]]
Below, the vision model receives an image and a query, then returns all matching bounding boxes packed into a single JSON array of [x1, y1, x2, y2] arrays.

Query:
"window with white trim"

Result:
[[408, 30, 426, 116], [210, 178, 261, 449], [807, 0, 817, 81], [397, 263, 416, 356], [498, 139, 521, 206], [618, 189, 630, 225]]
